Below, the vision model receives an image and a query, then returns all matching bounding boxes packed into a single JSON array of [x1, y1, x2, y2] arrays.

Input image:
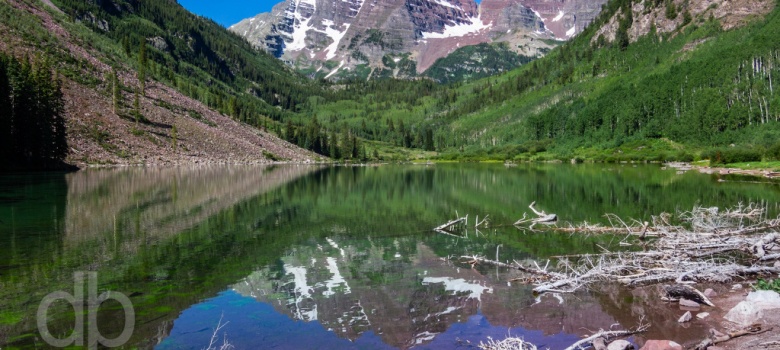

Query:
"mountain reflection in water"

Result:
[[160, 236, 615, 349], [3, 164, 779, 349]]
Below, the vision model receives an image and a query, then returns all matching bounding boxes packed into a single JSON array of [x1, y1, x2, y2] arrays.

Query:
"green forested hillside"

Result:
[[424, 42, 535, 84], [51, 0, 325, 122], [435, 0, 780, 161], [3, 0, 778, 164]]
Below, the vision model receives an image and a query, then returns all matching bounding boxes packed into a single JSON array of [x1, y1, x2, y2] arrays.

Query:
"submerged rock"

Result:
[[607, 339, 634, 350], [679, 298, 700, 308], [704, 288, 717, 298], [678, 311, 692, 323], [639, 340, 683, 350]]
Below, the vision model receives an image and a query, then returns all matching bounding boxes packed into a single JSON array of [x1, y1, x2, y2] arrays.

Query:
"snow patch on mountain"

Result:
[[414, 331, 438, 345], [552, 10, 564, 21], [421, 15, 491, 39], [566, 24, 576, 37], [285, 265, 313, 298], [323, 23, 351, 59], [530, 8, 545, 20], [323, 257, 351, 296], [422, 277, 493, 300], [325, 60, 345, 79]]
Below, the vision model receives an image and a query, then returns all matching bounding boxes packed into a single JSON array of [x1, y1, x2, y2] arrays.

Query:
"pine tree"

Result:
[[122, 36, 130, 56], [228, 96, 237, 118], [284, 119, 295, 142], [12, 58, 37, 164], [329, 130, 340, 159], [424, 127, 434, 151], [39, 66, 67, 162], [341, 129, 353, 159]]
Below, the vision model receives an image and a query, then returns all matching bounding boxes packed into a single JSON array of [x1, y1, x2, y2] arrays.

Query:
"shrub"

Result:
[[755, 279, 780, 293], [703, 147, 762, 165], [766, 142, 780, 161]]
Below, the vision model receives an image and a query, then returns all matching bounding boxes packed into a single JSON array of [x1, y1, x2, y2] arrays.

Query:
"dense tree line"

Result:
[[0, 54, 67, 169]]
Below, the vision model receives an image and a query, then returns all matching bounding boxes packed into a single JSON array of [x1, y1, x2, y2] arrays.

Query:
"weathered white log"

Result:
[[434, 217, 466, 232], [458, 256, 568, 282], [528, 201, 557, 222], [514, 202, 557, 226], [759, 253, 780, 261]]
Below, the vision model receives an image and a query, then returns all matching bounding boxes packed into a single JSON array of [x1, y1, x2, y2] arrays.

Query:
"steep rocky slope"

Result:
[[0, 0, 320, 168], [231, 0, 611, 80], [592, 0, 775, 43]]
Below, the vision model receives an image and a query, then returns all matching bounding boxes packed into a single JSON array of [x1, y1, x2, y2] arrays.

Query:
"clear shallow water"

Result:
[[1, 163, 780, 349]]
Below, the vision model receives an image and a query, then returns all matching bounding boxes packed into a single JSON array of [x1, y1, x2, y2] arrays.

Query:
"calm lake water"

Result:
[[1, 163, 780, 349]]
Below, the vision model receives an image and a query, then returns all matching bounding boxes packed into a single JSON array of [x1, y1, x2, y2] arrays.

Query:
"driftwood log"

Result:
[[514, 202, 557, 226], [662, 284, 715, 306], [693, 324, 774, 350], [434, 217, 466, 233]]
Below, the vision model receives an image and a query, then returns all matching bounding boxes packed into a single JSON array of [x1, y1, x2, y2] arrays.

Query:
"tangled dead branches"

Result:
[[462, 204, 780, 295], [477, 323, 650, 350], [479, 337, 538, 350]]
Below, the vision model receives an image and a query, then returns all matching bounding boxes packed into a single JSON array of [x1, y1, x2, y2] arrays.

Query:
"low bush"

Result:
[[765, 142, 780, 161], [702, 147, 762, 165], [754, 279, 780, 293]]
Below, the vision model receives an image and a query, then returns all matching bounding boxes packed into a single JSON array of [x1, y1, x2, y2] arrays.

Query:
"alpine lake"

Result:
[[2, 163, 780, 349]]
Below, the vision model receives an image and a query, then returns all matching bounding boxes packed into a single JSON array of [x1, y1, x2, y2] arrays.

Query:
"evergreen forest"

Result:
[[0, 53, 68, 169]]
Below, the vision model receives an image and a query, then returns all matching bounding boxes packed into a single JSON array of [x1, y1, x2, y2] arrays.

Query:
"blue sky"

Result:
[[179, 0, 483, 28], [178, 0, 280, 27]]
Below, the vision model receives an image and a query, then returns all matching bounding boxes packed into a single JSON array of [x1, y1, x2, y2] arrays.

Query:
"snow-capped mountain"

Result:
[[230, 0, 607, 80]]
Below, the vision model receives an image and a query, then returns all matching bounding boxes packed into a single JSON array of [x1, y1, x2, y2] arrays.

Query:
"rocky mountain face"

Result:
[[592, 0, 775, 45], [230, 0, 610, 80]]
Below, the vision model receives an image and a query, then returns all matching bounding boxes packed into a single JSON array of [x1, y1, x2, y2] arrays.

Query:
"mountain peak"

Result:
[[230, 0, 609, 80]]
